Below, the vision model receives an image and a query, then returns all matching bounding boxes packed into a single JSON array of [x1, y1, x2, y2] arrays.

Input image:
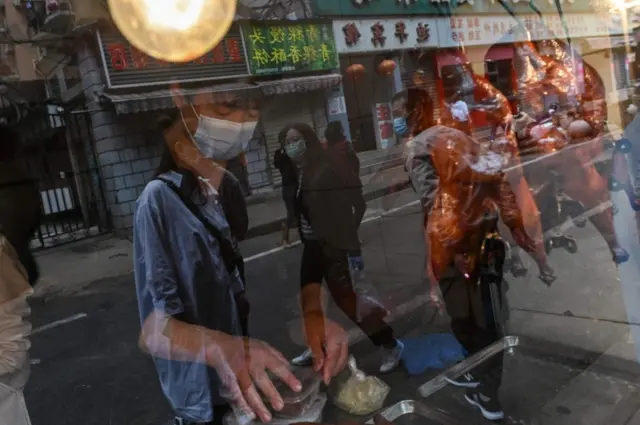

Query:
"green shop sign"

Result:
[[312, 0, 596, 16], [241, 21, 338, 76]]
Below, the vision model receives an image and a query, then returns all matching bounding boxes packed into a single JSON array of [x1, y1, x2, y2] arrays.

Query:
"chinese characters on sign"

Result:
[[242, 21, 338, 75], [105, 38, 243, 72], [375, 102, 394, 149], [343, 23, 361, 46], [317, 0, 592, 16], [437, 13, 619, 48], [97, 28, 248, 88], [449, 16, 482, 43], [416, 23, 430, 42], [371, 21, 386, 47], [333, 19, 438, 53], [395, 21, 408, 43]]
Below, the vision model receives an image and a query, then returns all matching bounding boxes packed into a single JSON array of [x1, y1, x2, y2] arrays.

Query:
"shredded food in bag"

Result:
[[333, 375, 390, 416]]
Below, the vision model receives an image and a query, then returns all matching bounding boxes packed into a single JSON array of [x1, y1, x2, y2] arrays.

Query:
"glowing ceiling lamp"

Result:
[[107, 0, 237, 63]]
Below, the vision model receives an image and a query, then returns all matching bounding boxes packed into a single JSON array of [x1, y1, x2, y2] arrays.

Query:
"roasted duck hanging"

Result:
[[406, 125, 554, 284], [511, 36, 629, 263]]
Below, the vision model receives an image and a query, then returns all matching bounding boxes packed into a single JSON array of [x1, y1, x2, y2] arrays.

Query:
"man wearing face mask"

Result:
[[0, 126, 40, 425], [392, 88, 436, 195]]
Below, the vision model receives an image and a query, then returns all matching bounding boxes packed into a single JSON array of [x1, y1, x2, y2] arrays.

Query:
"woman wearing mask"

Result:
[[0, 127, 41, 425], [284, 123, 403, 374], [134, 96, 348, 425]]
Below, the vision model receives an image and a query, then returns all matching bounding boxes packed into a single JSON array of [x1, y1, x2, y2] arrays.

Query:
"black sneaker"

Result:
[[464, 389, 505, 421], [445, 371, 480, 388]]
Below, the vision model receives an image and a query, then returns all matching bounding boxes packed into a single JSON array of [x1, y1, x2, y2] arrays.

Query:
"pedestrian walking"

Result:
[[324, 121, 360, 177], [134, 98, 348, 425], [324, 121, 366, 234], [273, 136, 299, 248], [446, 91, 472, 135], [0, 127, 41, 425], [282, 122, 404, 374]]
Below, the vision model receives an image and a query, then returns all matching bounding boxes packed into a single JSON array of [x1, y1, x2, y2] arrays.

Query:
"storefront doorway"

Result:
[[340, 54, 396, 153]]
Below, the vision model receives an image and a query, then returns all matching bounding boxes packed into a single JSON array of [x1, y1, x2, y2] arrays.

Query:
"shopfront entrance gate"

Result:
[[13, 107, 110, 249]]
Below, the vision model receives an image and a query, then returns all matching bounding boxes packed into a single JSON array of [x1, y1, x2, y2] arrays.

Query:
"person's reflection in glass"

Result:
[[282, 123, 403, 374], [394, 84, 553, 421], [444, 91, 472, 135], [133, 92, 348, 425], [273, 137, 299, 248], [324, 121, 366, 239], [611, 112, 640, 361]]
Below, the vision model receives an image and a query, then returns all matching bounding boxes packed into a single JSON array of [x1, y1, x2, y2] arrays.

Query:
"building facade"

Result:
[[313, 0, 635, 137]]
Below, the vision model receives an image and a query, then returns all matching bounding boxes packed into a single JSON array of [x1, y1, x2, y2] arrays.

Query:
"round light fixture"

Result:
[[107, 0, 237, 63]]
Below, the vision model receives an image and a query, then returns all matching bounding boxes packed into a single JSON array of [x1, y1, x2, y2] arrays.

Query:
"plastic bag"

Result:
[[329, 357, 390, 416], [348, 255, 389, 323]]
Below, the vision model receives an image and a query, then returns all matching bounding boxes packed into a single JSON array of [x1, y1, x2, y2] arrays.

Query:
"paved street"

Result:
[[23, 188, 640, 425]]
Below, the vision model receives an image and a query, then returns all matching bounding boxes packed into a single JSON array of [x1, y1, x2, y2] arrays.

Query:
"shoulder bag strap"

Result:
[[156, 177, 239, 275]]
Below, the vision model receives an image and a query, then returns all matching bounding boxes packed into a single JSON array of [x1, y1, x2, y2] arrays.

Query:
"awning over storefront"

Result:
[[485, 45, 515, 62], [587, 36, 636, 51], [257, 74, 342, 96], [98, 83, 261, 114], [435, 51, 468, 73]]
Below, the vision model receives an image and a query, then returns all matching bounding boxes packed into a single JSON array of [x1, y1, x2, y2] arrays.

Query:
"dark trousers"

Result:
[[175, 404, 231, 425], [300, 240, 395, 348], [440, 236, 506, 397]]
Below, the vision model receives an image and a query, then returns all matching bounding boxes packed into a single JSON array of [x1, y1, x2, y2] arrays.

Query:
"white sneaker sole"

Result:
[[379, 359, 401, 374], [464, 394, 505, 421], [444, 376, 480, 388]]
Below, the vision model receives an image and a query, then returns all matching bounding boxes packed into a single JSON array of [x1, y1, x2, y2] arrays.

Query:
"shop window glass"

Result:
[[441, 64, 475, 105], [486, 59, 514, 98]]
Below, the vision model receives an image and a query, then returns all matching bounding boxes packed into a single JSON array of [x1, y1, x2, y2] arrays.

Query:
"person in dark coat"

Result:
[[324, 121, 366, 231], [283, 122, 403, 373], [325, 121, 360, 177], [274, 133, 299, 247]]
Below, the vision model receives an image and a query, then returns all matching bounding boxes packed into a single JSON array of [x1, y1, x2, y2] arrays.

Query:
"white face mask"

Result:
[[182, 105, 258, 161]]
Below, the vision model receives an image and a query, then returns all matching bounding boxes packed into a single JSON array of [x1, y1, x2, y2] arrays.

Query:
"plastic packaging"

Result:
[[273, 367, 322, 418], [329, 357, 390, 416], [223, 394, 327, 425]]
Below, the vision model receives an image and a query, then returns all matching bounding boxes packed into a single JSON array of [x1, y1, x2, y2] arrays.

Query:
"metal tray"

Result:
[[365, 400, 460, 425], [418, 336, 520, 398]]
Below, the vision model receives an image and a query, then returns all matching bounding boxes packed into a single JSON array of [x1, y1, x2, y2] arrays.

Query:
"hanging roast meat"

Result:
[[408, 125, 551, 283], [512, 36, 628, 263]]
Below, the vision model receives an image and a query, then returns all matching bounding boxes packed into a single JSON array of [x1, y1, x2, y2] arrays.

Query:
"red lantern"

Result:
[[377, 59, 396, 76], [346, 63, 365, 80]]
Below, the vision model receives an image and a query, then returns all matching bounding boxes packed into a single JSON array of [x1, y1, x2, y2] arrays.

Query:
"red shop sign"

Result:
[[97, 25, 249, 88]]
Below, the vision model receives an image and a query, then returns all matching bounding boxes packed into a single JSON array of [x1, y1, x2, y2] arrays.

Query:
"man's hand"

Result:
[[303, 312, 349, 385]]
